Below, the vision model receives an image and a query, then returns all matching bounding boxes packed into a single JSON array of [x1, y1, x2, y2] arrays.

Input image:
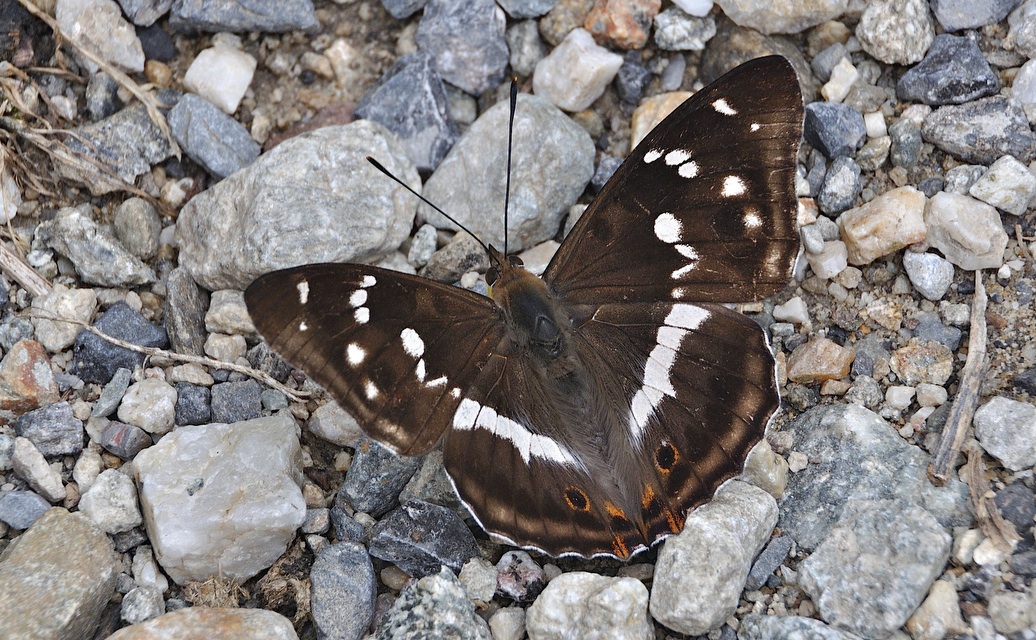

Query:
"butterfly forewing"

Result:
[[245, 264, 505, 455], [545, 55, 803, 305]]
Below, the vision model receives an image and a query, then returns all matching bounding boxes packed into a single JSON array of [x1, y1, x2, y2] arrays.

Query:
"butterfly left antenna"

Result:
[[503, 77, 518, 257], [365, 156, 500, 267]]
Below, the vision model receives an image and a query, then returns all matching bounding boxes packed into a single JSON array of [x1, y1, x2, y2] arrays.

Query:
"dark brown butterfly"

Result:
[[245, 56, 803, 558]]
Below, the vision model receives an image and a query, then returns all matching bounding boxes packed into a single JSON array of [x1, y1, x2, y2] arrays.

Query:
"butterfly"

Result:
[[245, 55, 803, 559]]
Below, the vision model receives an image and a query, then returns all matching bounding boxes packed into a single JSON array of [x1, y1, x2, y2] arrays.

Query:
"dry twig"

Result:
[[0, 242, 51, 297], [927, 271, 988, 485], [27, 309, 310, 402], [964, 440, 1021, 555]]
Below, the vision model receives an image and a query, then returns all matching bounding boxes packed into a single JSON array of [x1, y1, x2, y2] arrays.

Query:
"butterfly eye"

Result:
[[486, 267, 499, 285], [508, 255, 524, 268]]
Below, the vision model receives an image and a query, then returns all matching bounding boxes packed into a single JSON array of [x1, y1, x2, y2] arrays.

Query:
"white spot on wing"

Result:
[[364, 380, 379, 400], [400, 328, 424, 358], [452, 398, 578, 465], [427, 375, 448, 387], [450, 387, 461, 399], [713, 98, 737, 115], [643, 149, 662, 163], [654, 213, 681, 244], [722, 175, 747, 197], [671, 264, 695, 279], [744, 211, 763, 229], [666, 303, 710, 330], [678, 161, 699, 179], [750, 123, 761, 132], [298, 321, 308, 332], [347, 343, 365, 366], [349, 290, 367, 308], [361, 275, 376, 288], [354, 307, 370, 324], [296, 280, 309, 305], [675, 244, 698, 260], [415, 359, 426, 382], [665, 149, 692, 165]]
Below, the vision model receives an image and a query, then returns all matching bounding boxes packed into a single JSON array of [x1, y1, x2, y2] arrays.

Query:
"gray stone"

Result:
[[974, 396, 1036, 471], [14, 400, 83, 458], [375, 567, 490, 639], [1007, 0, 1036, 58], [650, 482, 777, 635], [902, 251, 954, 301], [944, 164, 986, 194], [56, 97, 176, 194], [421, 232, 491, 283], [856, 0, 935, 65], [913, 313, 962, 351], [740, 614, 864, 640], [117, 0, 174, 26], [745, 535, 793, 590], [0, 509, 118, 639], [817, 156, 861, 215], [811, 42, 849, 84], [712, 0, 847, 35], [210, 379, 262, 423], [169, 93, 260, 179], [69, 302, 168, 385], [163, 267, 209, 357], [889, 118, 923, 168], [497, 0, 555, 19], [170, 0, 316, 32], [380, 0, 426, 19], [114, 197, 161, 260], [923, 192, 1008, 271], [176, 121, 418, 291], [310, 542, 376, 640], [505, 20, 547, 77], [398, 450, 463, 512], [931, 0, 1022, 31], [340, 438, 422, 517], [922, 96, 1036, 164], [654, 9, 715, 51], [0, 490, 52, 529], [420, 94, 593, 252], [897, 34, 999, 106], [121, 585, 165, 625], [35, 204, 156, 287], [615, 52, 651, 104], [968, 154, 1036, 216], [93, 366, 133, 416], [369, 500, 480, 577], [779, 404, 971, 551], [526, 572, 650, 640], [356, 52, 459, 173], [415, 0, 508, 96], [803, 102, 866, 159], [174, 381, 210, 420], [78, 468, 143, 534], [798, 499, 951, 639]]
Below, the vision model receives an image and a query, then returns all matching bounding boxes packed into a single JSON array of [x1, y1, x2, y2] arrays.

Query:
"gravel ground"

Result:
[[1, 1, 1035, 639]]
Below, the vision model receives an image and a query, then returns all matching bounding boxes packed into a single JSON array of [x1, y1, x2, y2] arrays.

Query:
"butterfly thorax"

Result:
[[487, 249, 570, 360]]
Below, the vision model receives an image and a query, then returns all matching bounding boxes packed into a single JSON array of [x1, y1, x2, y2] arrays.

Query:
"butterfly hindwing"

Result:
[[244, 264, 506, 455], [545, 55, 803, 305], [439, 298, 778, 558]]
